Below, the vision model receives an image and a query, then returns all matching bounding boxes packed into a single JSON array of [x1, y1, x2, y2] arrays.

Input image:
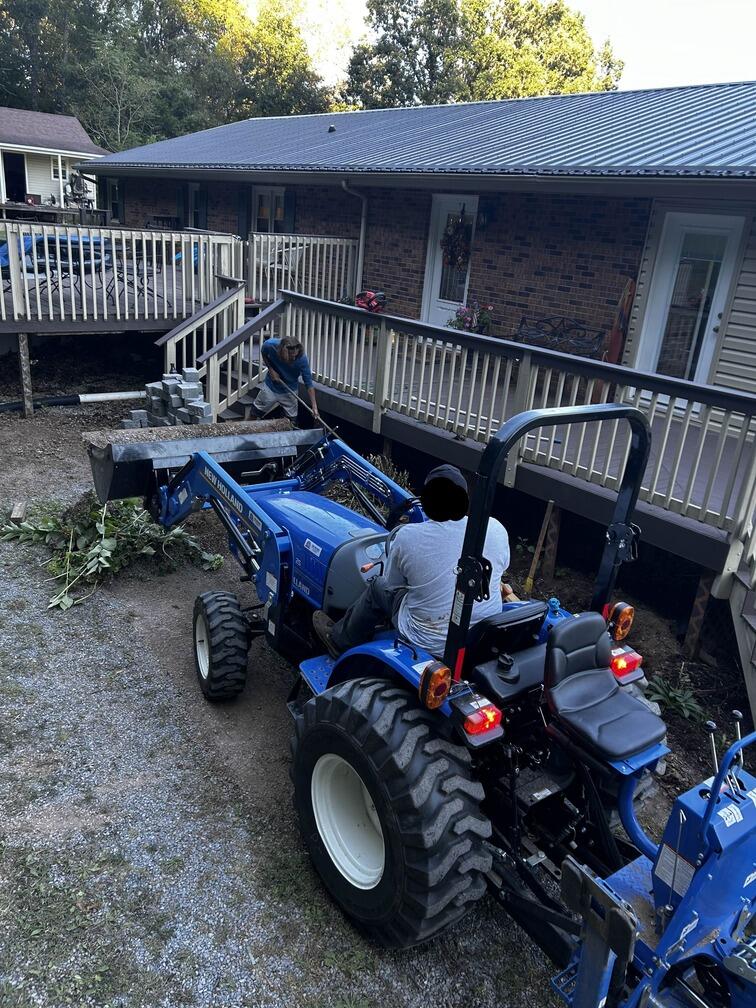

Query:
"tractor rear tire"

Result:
[[193, 591, 248, 700], [291, 677, 492, 948]]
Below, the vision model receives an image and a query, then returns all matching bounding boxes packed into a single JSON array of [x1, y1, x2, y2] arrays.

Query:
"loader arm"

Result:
[[290, 437, 424, 527], [157, 450, 293, 598]]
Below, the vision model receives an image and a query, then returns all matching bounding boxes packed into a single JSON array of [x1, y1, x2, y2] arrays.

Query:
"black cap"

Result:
[[424, 464, 468, 492]]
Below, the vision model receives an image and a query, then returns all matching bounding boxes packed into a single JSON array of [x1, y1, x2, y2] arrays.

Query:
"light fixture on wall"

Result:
[[476, 196, 497, 231]]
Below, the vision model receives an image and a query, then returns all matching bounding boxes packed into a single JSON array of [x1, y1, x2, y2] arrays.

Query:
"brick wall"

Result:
[[466, 192, 651, 339], [122, 177, 183, 227], [119, 174, 651, 344], [206, 183, 240, 233], [360, 188, 433, 318], [295, 185, 362, 238]]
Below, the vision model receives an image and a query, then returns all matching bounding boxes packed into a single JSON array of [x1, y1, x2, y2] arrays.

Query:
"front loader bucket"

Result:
[[83, 419, 322, 503]]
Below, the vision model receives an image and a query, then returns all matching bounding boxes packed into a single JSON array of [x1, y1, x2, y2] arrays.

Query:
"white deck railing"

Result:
[[247, 233, 358, 303], [281, 292, 756, 542], [156, 278, 246, 378], [0, 222, 244, 324]]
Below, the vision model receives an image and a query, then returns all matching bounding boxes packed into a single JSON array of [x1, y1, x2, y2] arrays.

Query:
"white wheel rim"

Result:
[[195, 613, 210, 680], [311, 753, 385, 890]]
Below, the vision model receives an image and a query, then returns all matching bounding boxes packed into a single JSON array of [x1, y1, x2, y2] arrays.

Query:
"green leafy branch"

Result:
[[1, 493, 222, 611]]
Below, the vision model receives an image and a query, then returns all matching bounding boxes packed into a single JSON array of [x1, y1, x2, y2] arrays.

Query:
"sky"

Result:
[[277, 0, 756, 92]]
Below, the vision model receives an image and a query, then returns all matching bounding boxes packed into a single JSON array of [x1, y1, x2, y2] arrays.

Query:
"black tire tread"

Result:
[[291, 677, 492, 947], [194, 591, 248, 700]]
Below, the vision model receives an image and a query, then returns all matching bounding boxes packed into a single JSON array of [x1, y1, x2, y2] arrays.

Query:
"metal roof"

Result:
[[0, 107, 107, 155], [90, 80, 756, 179]]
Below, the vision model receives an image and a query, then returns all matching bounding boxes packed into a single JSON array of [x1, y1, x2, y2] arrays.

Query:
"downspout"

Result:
[[341, 180, 367, 294]]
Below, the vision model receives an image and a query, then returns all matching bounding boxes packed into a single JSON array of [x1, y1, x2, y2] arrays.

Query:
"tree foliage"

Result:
[[0, 0, 328, 149], [346, 0, 623, 109]]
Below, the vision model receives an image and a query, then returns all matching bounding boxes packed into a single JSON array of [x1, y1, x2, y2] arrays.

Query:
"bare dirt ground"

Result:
[[0, 404, 557, 1008]]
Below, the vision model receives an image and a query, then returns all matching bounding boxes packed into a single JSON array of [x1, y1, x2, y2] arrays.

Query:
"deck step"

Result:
[[219, 404, 246, 422]]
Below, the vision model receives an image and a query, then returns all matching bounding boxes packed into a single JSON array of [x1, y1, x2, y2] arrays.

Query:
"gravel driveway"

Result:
[[0, 405, 557, 1008]]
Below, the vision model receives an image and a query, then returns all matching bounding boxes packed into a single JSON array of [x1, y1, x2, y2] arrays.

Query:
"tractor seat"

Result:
[[465, 600, 548, 668], [545, 612, 665, 761]]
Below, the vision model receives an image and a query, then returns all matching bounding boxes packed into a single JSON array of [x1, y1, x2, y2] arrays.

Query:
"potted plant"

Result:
[[447, 301, 493, 336]]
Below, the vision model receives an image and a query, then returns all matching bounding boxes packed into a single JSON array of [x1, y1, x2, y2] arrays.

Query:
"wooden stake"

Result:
[[524, 499, 554, 596], [10, 502, 27, 524], [541, 505, 562, 584], [683, 571, 714, 659], [17, 333, 34, 418]]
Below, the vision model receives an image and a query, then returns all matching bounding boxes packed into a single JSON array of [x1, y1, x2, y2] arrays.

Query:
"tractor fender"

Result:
[[327, 638, 454, 715]]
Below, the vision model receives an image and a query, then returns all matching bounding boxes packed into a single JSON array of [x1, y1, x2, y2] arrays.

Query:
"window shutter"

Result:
[[197, 185, 208, 230], [237, 186, 251, 236], [181, 183, 190, 228], [282, 189, 296, 233]]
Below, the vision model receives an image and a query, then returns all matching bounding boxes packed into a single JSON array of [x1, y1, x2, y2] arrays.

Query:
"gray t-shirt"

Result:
[[385, 517, 510, 657]]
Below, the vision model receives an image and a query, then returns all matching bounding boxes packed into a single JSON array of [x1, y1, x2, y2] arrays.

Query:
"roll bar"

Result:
[[443, 404, 651, 677]]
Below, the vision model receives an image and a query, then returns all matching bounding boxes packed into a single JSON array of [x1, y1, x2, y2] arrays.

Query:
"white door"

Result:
[[422, 194, 478, 327], [636, 212, 744, 383]]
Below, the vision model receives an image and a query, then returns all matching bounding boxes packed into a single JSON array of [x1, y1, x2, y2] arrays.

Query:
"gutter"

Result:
[[341, 181, 367, 292]]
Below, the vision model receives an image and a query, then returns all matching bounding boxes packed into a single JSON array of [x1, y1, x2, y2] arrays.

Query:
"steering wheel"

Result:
[[385, 496, 422, 532]]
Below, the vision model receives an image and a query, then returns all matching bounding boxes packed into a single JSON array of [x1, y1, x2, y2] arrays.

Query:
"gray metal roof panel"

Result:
[[91, 81, 756, 178]]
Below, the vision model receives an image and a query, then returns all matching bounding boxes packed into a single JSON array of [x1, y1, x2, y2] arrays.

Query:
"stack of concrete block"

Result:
[[120, 367, 214, 428]]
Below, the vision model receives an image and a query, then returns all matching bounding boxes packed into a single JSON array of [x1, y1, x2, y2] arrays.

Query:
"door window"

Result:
[[656, 231, 727, 380], [636, 212, 744, 386], [439, 211, 474, 302], [254, 186, 285, 233]]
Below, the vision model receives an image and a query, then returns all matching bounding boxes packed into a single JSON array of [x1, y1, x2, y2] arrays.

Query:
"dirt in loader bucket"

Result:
[[82, 419, 322, 504]]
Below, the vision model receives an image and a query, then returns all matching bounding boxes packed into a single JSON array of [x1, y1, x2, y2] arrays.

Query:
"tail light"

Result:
[[610, 645, 644, 684], [464, 703, 503, 736], [449, 690, 504, 746], [418, 661, 451, 709]]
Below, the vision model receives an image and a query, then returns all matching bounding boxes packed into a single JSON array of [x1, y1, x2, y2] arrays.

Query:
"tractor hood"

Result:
[[253, 489, 384, 607]]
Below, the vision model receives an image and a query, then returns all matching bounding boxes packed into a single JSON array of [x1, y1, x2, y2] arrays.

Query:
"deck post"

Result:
[[17, 332, 34, 417], [504, 349, 533, 486], [6, 223, 24, 320], [372, 318, 390, 434]]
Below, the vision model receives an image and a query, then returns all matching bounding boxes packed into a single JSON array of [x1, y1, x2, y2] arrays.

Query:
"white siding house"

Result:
[[0, 107, 106, 211]]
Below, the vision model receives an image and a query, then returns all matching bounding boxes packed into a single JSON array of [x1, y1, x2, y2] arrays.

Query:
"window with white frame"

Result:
[[253, 186, 285, 233], [51, 158, 68, 181]]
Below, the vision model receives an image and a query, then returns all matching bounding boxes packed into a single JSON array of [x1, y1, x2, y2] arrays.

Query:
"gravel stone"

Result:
[[0, 404, 556, 1008]]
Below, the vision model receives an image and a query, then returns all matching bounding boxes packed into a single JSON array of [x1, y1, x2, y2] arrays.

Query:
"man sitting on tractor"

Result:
[[248, 334, 320, 423], [313, 465, 510, 659]]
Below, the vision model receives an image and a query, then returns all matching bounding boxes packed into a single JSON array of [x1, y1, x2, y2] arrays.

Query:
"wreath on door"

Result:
[[440, 204, 472, 271]]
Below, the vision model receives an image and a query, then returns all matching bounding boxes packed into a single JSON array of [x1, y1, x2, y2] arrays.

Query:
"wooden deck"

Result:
[[196, 291, 756, 579], [2, 265, 204, 334], [0, 222, 243, 334]]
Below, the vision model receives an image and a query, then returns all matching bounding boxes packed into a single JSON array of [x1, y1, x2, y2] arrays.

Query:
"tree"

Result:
[[0, 0, 103, 111], [234, 0, 330, 119], [345, 0, 467, 109], [0, 0, 329, 151], [77, 41, 159, 150], [345, 0, 623, 109]]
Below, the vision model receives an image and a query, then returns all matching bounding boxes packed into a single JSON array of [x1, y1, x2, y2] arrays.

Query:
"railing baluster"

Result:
[[680, 405, 712, 517], [424, 339, 439, 422], [700, 410, 733, 522], [718, 415, 753, 528]]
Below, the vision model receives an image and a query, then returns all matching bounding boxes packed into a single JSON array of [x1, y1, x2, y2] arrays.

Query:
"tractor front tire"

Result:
[[291, 677, 492, 948], [193, 591, 248, 700]]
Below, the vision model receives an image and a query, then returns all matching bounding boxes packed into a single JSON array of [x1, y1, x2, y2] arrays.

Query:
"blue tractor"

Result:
[[88, 404, 756, 1008]]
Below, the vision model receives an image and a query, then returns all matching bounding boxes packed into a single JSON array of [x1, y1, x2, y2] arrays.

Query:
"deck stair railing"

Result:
[[247, 233, 358, 303], [0, 222, 243, 324], [156, 276, 246, 377], [194, 290, 756, 585]]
